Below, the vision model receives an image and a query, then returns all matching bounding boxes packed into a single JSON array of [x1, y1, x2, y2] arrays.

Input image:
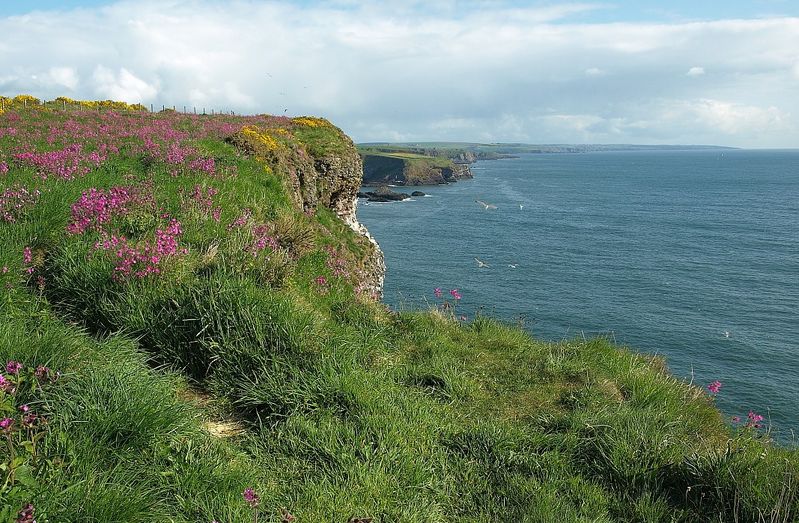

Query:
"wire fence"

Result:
[[0, 97, 242, 116]]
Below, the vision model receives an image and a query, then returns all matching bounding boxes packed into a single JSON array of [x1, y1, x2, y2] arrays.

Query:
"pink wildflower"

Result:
[[434, 287, 443, 299], [449, 289, 462, 300], [22, 413, 38, 428], [34, 365, 52, 381], [15, 503, 36, 523], [242, 487, 260, 508], [746, 410, 765, 429], [0, 417, 13, 433], [6, 361, 22, 375], [707, 380, 722, 394], [0, 161, 8, 175], [731, 416, 741, 423], [23, 247, 32, 265], [227, 208, 252, 230], [19, 404, 30, 413], [315, 276, 327, 286]]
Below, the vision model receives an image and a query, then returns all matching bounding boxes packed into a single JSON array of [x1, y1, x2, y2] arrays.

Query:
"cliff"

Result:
[[226, 118, 384, 295], [0, 99, 796, 522], [359, 149, 472, 186]]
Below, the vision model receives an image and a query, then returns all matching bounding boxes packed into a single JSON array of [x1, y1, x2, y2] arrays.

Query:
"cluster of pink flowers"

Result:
[[433, 287, 462, 300], [746, 411, 765, 429], [0, 185, 40, 223], [104, 218, 187, 280], [325, 245, 349, 277], [13, 143, 92, 180], [1, 109, 258, 189], [66, 186, 146, 234], [166, 142, 190, 165], [0, 360, 58, 523], [731, 411, 766, 430], [0, 360, 57, 426], [189, 156, 216, 175], [182, 184, 222, 222], [15, 504, 36, 523], [707, 380, 722, 394], [22, 246, 34, 274], [228, 208, 252, 230], [249, 224, 280, 255]]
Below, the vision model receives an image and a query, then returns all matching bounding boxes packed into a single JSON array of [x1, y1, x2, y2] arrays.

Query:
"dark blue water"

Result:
[[357, 150, 799, 440]]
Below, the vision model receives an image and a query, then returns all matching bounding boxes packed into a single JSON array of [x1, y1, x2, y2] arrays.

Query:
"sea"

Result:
[[356, 149, 799, 442]]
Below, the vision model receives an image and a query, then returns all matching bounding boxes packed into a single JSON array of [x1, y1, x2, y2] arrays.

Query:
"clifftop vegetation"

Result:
[[0, 98, 796, 522]]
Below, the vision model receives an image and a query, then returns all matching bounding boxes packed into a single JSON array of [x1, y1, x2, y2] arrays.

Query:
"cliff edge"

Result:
[[227, 117, 385, 297]]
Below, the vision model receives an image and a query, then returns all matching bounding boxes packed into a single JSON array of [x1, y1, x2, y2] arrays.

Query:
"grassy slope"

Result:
[[0, 106, 796, 522]]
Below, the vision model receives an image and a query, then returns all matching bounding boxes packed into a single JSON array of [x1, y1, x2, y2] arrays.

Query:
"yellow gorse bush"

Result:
[[241, 125, 281, 151], [1, 95, 43, 110], [292, 117, 330, 128], [53, 97, 147, 111], [0, 94, 147, 112]]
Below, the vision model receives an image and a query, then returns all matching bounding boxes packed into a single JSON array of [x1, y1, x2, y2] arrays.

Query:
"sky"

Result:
[[1, 1, 798, 147]]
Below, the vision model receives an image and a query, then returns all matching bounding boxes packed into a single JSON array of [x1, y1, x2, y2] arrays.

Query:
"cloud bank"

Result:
[[1, 1, 797, 147]]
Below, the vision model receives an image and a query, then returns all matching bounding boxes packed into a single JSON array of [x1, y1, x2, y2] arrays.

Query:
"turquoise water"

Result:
[[357, 150, 799, 440]]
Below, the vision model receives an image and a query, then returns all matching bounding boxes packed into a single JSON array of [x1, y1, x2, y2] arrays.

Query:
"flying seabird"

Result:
[[475, 257, 490, 268], [475, 200, 497, 210]]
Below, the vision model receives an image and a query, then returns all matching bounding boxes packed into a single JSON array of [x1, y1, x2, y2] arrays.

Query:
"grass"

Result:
[[0, 103, 796, 522]]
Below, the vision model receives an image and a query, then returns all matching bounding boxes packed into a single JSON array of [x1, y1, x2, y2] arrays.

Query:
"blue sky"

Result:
[[7, 1, 799, 21], [1, 1, 798, 146]]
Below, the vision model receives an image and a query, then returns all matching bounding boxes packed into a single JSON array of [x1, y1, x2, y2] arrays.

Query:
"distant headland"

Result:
[[357, 142, 737, 187]]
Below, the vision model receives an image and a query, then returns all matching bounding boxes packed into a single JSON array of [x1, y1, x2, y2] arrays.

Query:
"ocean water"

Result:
[[357, 150, 799, 440]]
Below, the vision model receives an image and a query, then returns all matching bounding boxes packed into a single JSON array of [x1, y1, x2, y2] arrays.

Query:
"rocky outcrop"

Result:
[[358, 186, 412, 202]]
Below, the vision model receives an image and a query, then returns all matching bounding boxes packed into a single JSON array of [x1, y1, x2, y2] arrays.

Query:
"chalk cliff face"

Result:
[[228, 121, 385, 298]]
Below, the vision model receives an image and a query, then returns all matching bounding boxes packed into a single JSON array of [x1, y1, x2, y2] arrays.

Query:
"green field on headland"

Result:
[[0, 96, 796, 522]]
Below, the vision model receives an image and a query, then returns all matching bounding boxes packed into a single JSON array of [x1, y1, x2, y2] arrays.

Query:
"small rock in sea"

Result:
[[411, 191, 426, 197]]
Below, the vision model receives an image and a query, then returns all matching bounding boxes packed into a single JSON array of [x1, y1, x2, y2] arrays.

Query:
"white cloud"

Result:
[[92, 66, 157, 102], [0, 2, 797, 147], [681, 98, 786, 134], [48, 67, 79, 90], [687, 66, 705, 76]]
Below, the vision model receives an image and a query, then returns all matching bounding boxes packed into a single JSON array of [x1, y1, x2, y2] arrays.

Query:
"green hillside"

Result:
[[0, 98, 796, 522]]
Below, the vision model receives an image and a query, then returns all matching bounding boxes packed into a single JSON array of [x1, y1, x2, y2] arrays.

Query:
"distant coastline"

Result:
[[357, 142, 737, 188]]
